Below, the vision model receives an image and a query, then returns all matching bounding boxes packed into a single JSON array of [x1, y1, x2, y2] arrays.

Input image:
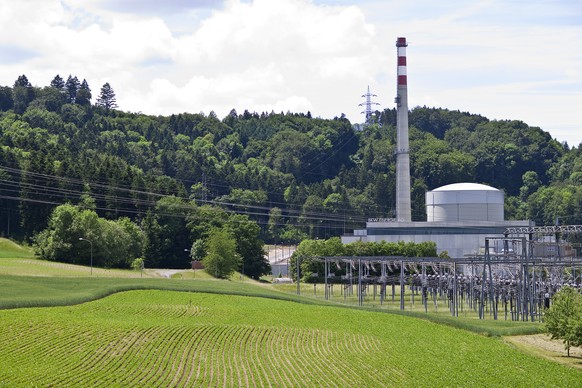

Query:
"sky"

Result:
[[0, 0, 581, 145]]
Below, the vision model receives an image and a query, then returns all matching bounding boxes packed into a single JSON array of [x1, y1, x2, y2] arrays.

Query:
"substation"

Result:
[[303, 225, 582, 321], [333, 37, 582, 321]]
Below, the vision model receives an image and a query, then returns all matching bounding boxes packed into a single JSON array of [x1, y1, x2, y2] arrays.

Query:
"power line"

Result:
[[0, 165, 372, 229]]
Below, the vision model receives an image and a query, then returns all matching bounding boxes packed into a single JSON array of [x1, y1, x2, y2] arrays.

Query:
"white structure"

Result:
[[425, 183, 504, 222], [342, 182, 533, 259], [395, 37, 411, 222]]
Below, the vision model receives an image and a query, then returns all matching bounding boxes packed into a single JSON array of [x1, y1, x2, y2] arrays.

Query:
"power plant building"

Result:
[[342, 37, 534, 258], [342, 183, 533, 258]]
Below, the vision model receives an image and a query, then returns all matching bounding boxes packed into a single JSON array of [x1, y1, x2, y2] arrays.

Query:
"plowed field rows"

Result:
[[0, 290, 580, 386]]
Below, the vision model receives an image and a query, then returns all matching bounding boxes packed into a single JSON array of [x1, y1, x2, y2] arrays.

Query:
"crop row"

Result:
[[89, 301, 207, 320], [1, 291, 580, 387], [0, 318, 400, 386]]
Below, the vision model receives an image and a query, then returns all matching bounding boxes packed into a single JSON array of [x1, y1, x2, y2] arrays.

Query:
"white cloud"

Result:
[[134, 0, 382, 118], [0, 0, 580, 145]]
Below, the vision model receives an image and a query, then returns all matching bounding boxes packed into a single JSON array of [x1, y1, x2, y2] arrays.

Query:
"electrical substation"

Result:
[[334, 37, 582, 319], [300, 225, 582, 321]]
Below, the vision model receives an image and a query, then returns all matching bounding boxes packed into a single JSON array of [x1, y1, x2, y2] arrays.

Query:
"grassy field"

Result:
[[272, 282, 545, 337], [0, 238, 580, 386], [0, 238, 553, 337], [1, 290, 581, 387]]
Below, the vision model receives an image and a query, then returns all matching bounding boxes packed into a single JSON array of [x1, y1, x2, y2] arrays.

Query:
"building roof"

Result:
[[432, 183, 499, 192]]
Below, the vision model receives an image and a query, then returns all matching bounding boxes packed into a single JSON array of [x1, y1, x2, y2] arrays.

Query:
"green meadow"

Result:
[[0, 239, 580, 386]]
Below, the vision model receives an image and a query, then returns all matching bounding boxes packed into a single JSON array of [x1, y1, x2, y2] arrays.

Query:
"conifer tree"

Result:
[[14, 74, 31, 88], [50, 75, 65, 90], [96, 82, 118, 111], [12, 74, 34, 114], [65, 75, 80, 103], [75, 79, 92, 106]]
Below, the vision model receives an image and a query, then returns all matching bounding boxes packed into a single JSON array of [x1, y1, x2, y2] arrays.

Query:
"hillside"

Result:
[[3, 78, 582, 265]]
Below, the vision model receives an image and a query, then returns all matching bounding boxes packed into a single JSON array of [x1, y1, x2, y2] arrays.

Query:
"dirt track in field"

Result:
[[505, 334, 582, 370]]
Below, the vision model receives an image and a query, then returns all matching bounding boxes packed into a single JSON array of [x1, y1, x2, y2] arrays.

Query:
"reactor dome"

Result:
[[425, 183, 504, 222]]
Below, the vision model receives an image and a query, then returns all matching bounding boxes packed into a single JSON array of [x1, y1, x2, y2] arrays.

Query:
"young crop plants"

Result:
[[0, 290, 580, 386]]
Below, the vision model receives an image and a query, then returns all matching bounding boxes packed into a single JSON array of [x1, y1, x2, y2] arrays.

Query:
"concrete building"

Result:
[[341, 182, 534, 259]]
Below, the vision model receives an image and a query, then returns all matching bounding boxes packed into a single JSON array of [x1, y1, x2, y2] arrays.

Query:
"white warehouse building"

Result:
[[341, 183, 533, 258]]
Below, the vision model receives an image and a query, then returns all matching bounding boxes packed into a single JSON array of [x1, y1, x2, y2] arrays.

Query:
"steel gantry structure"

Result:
[[295, 228, 582, 321]]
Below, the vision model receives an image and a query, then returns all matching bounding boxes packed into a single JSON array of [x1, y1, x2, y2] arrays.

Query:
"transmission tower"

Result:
[[359, 85, 380, 125]]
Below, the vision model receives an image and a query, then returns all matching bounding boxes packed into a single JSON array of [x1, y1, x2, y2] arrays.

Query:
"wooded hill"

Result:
[[1, 74, 581, 252]]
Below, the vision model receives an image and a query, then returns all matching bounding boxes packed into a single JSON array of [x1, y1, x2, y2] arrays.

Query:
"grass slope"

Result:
[[0, 290, 580, 387], [0, 239, 548, 337], [0, 238, 34, 258], [0, 274, 318, 309]]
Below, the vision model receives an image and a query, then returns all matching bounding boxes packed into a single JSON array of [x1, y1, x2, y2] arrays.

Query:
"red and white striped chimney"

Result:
[[396, 37, 408, 87], [395, 37, 411, 222]]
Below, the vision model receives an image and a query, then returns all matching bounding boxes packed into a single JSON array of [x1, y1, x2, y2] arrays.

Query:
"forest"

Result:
[[1, 74, 581, 271]]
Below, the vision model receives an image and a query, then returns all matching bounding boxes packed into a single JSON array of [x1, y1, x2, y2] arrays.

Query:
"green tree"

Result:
[[65, 75, 80, 103], [96, 82, 118, 111], [544, 286, 582, 357], [203, 228, 240, 279], [12, 74, 34, 114], [75, 79, 92, 106], [33, 86, 67, 112], [226, 214, 269, 279], [143, 196, 194, 268], [189, 239, 206, 261], [280, 225, 308, 244], [267, 207, 283, 241], [520, 171, 541, 200], [50, 74, 65, 90], [34, 204, 144, 268], [0, 86, 14, 111], [300, 195, 323, 237], [131, 257, 144, 271]]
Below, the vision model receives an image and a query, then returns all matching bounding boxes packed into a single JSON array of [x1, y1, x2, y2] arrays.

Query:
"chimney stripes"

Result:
[[396, 37, 408, 86], [395, 37, 412, 222]]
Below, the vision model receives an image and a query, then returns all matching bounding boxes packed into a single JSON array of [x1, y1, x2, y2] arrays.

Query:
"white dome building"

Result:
[[342, 182, 533, 259], [426, 183, 504, 222]]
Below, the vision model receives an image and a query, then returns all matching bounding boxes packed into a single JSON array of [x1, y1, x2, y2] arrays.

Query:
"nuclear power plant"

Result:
[[320, 38, 581, 319], [342, 37, 533, 258]]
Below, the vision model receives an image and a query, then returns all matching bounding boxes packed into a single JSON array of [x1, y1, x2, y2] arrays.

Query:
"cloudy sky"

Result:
[[1, 0, 581, 145]]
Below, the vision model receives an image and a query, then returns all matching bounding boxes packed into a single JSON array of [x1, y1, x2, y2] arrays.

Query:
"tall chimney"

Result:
[[395, 37, 411, 222]]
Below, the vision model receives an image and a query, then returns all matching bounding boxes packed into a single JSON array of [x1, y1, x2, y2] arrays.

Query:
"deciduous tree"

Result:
[[544, 286, 582, 357], [203, 227, 240, 279]]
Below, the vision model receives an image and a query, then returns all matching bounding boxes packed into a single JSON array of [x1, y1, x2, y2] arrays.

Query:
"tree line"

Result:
[[0, 73, 581, 272]]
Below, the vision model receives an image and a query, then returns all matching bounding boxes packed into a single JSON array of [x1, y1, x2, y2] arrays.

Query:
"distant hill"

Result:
[[1, 77, 580, 248]]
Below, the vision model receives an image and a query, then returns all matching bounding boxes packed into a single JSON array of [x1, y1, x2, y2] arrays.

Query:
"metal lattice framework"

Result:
[[295, 232, 582, 321], [505, 225, 582, 234]]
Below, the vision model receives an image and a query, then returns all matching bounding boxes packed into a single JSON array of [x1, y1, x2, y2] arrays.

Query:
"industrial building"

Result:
[[341, 182, 534, 258], [342, 37, 533, 258]]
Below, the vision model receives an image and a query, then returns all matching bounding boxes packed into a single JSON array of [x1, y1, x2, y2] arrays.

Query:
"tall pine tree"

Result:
[[12, 74, 34, 114], [96, 82, 118, 111], [65, 75, 80, 103], [50, 75, 65, 90], [76, 79, 92, 106]]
